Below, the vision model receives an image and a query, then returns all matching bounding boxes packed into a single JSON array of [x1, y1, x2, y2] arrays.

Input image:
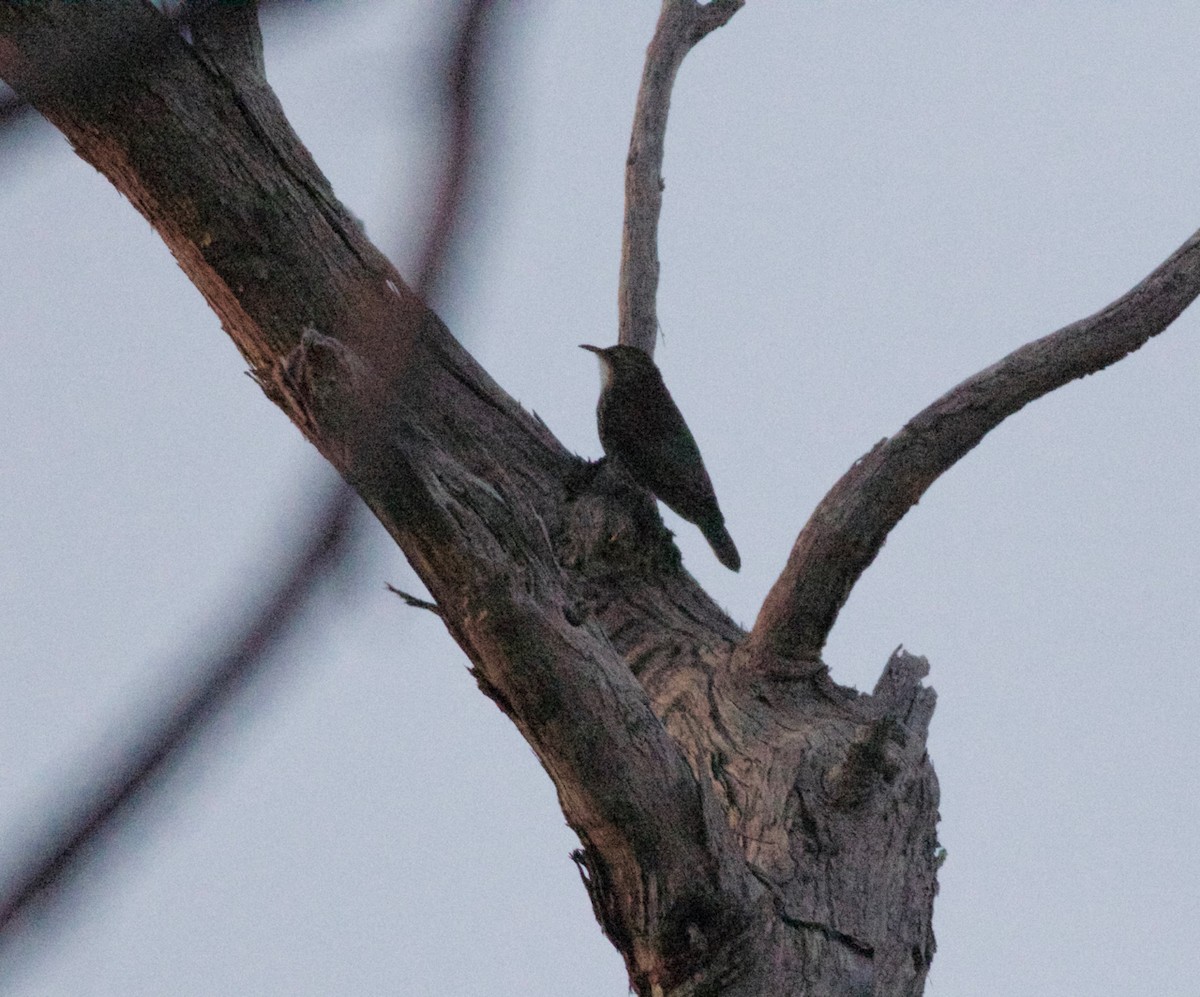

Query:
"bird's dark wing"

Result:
[[597, 366, 721, 524]]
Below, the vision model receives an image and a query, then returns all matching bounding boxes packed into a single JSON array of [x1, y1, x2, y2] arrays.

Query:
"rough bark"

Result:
[[9, 3, 1193, 994]]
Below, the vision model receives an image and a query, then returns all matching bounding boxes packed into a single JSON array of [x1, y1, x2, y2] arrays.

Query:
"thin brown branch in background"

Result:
[[0, 481, 357, 937], [414, 0, 498, 302], [749, 226, 1200, 667], [618, 0, 743, 355], [0, 0, 503, 948]]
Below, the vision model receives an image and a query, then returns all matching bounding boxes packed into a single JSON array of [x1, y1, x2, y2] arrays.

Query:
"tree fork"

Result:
[[1, 3, 942, 993]]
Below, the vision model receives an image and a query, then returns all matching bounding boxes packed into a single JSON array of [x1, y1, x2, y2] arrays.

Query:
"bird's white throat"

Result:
[[594, 356, 614, 391]]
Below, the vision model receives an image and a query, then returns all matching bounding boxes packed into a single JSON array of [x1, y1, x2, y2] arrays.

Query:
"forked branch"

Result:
[[750, 227, 1200, 665]]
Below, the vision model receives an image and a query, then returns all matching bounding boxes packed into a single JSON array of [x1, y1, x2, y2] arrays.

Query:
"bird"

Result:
[[580, 343, 740, 571]]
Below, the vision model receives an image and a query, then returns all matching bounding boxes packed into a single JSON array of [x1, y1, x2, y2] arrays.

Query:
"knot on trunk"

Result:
[[251, 327, 371, 449], [825, 717, 905, 810]]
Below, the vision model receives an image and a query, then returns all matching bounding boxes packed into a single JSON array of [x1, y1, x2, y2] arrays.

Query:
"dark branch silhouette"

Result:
[[0, 481, 357, 937]]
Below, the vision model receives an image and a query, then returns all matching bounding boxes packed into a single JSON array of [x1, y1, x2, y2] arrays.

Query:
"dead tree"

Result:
[[4, 3, 1199, 994]]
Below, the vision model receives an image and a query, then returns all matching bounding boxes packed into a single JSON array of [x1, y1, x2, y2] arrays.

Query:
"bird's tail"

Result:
[[700, 515, 741, 572]]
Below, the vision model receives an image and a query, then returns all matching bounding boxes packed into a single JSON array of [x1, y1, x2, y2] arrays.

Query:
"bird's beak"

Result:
[[579, 344, 602, 354]]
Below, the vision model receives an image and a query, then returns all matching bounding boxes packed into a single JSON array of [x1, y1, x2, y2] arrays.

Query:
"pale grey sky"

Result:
[[2, 3, 1199, 995]]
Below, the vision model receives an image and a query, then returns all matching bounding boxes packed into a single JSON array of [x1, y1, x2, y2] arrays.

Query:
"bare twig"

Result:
[[0, 0, 503, 947], [749, 226, 1200, 666], [386, 583, 443, 615], [618, 0, 743, 355]]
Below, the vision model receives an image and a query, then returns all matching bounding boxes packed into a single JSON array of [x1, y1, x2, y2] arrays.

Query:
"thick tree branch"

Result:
[[0, 0, 501, 941], [0, 0, 312, 136], [0, 3, 758, 986], [186, 0, 267, 90], [750, 227, 1200, 665], [618, 0, 743, 354]]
